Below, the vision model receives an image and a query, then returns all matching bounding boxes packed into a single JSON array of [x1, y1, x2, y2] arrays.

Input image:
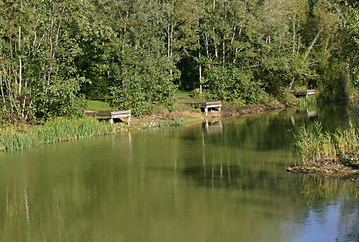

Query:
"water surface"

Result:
[[0, 104, 358, 242]]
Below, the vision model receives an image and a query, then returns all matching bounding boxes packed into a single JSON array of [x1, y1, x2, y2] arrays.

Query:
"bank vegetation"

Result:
[[0, 118, 114, 151], [289, 121, 359, 176]]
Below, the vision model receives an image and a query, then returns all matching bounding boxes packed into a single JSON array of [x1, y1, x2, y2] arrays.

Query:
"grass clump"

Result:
[[0, 117, 114, 152], [144, 118, 186, 129], [159, 119, 186, 128], [293, 121, 359, 166]]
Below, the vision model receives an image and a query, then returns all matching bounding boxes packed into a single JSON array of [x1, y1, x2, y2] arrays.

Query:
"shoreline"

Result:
[[118, 101, 288, 131], [0, 101, 288, 152], [287, 163, 359, 178]]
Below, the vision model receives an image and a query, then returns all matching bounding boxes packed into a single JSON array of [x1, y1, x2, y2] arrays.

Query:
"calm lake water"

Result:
[[0, 103, 358, 242]]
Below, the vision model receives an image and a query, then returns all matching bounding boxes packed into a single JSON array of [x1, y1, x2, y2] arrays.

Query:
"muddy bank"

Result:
[[287, 161, 359, 178], [221, 102, 287, 118]]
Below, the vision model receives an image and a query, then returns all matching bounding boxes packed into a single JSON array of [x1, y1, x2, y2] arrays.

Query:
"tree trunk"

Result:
[[222, 35, 225, 64], [304, 28, 323, 61], [18, 26, 22, 95], [0, 75, 5, 104], [213, 27, 218, 59], [198, 29, 203, 94], [292, 15, 296, 54], [204, 33, 211, 69]]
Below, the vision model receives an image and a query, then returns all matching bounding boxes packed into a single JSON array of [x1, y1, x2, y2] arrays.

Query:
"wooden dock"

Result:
[[178, 100, 222, 116], [286, 89, 316, 97], [85, 110, 131, 125], [192, 101, 222, 117]]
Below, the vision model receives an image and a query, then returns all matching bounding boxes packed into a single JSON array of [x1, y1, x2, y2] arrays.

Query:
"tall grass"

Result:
[[293, 121, 359, 165], [0, 117, 114, 152]]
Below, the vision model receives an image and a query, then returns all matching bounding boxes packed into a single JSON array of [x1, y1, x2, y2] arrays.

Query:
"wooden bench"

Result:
[[287, 89, 316, 97], [192, 101, 222, 117], [85, 110, 131, 125], [204, 101, 222, 116]]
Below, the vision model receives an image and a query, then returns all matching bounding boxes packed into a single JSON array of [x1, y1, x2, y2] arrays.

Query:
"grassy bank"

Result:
[[290, 121, 359, 176], [0, 118, 114, 152]]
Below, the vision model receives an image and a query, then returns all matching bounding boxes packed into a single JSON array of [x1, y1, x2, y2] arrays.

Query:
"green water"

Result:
[[0, 104, 358, 242]]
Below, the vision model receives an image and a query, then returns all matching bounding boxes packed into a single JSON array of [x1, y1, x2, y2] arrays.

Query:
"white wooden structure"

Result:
[[85, 110, 131, 125]]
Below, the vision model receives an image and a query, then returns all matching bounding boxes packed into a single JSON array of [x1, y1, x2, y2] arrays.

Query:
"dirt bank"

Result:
[[221, 102, 287, 118]]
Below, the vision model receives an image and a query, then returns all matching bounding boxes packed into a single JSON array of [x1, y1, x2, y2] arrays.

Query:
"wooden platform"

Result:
[[287, 89, 316, 97], [192, 101, 222, 117], [85, 110, 131, 125]]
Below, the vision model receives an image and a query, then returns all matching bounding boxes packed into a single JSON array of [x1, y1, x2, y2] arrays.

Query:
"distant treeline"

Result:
[[0, 0, 358, 120]]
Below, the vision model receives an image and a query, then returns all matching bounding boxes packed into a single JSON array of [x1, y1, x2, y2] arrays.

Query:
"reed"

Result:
[[293, 121, 359, 166], [0, 117, 114, 151]]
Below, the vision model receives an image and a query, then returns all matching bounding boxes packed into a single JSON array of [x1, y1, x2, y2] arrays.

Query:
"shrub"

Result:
[[203, 65, 269, 104]]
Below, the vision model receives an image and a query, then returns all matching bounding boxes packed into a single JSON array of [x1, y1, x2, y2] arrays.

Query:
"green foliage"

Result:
[[0, 0, 90, 122], [0, 118, 114, 152], [110, 72, 177, 117], [204, 66, 269, 104], [1, 0, 359, 122]]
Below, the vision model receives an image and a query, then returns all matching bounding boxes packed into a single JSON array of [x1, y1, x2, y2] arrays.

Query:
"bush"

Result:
[[203, 65, 269, 104]]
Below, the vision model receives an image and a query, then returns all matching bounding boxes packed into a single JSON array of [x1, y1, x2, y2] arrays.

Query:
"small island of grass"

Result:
[[288, 121, 359, 177]]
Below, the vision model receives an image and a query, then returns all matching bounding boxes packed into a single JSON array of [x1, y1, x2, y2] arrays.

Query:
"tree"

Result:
[[0, 0, 89, 122]]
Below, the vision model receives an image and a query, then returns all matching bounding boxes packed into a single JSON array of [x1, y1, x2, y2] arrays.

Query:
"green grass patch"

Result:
[[175, 90, 207, 102], [156, 119, 187, 128], [293, 121, 359, 166], [144, 119, 187, 129], [86, 100, 117, 111], [0, 117, 114, 152], [183, 118, 203, 124], [175, 90, 193, 100], [171, 102, 194, 111]]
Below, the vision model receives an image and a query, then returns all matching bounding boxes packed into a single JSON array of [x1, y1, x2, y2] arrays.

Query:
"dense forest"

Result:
[[0, 0, 358, 121]]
